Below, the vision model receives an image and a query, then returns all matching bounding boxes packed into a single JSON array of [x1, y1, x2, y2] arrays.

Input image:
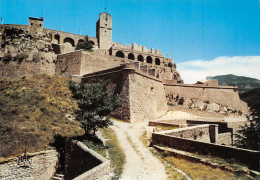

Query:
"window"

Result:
[[105, 14, 108, 21]]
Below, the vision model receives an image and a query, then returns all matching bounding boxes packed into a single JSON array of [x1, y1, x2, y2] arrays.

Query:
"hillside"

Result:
[[207, 74, 260, 93], [0, 75, 84, 159]]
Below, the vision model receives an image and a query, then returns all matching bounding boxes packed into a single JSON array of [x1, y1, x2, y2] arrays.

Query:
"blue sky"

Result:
[[1, 0, 260, 82]]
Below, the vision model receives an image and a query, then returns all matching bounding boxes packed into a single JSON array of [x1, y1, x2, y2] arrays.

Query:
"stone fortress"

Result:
[[0, 12, 248, 123]]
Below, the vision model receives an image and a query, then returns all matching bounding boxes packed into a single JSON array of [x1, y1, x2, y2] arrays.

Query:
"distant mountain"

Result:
[[206, 74, 260, 93]]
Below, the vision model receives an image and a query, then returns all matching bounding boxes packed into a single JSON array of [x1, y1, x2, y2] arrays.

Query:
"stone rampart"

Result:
[[0, 59, 55, 79], [65, 140, 110, 180], [164, 83, 248, 113], [81, 63, 168, 122], [82, 66, 131, 121], [152, 131, 260, 171], [55, 50, 180, 82], [0, 150, 58, 180]]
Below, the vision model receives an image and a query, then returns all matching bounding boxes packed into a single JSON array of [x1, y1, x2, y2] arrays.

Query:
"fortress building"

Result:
[[0, 12, 248, 122]]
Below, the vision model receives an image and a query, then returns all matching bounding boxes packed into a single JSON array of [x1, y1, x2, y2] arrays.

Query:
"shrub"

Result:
[[70, 79, 121, 135], [75, 36, 93, 51]]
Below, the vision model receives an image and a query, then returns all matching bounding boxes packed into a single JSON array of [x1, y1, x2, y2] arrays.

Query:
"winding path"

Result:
[[111, 120, 167, 180]]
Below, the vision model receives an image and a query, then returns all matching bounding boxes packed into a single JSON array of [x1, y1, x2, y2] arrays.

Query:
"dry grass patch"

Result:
[[165, 156, 252, 180], [100, 127, 126, 180], [0, 75, 84, 159]]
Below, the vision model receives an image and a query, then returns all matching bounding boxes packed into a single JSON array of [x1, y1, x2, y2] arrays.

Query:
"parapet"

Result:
[[112, 42, 162, 55]]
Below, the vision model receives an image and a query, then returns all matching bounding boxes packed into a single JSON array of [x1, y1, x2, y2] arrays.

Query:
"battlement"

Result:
[[112, 42, 162, 55]]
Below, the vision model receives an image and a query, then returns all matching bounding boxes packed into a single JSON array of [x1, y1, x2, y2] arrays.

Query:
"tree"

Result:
[[235, 117, 260, 151], [75, 35, 93, 51], [70, 79, 121, 135]]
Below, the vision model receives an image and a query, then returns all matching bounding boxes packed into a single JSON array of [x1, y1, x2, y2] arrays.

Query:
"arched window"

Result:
[[115, 51, 125, 58], [54, 34, 60, 44], [128, 53, 135, 60], [155, 58, 160, 65], [146, 56, 152, 64], [168, 62, 173, 67], [137, 55, 144, 62], [64, 37, 75, 47], [78, 39, 84, 44], [89, 41, 95, 45]]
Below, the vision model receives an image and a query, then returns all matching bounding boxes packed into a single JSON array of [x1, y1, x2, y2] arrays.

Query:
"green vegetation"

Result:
[[0, 75, 84, 159], [235, 88, 260, 151], [100, 127, 126, 179], [75, 35, 93, 51], [70, 80, 121, 135], [235, 117, 260, 151], [80, 135, 106, 157], [207, 74, 260, 93], [240, 87, 260, 116]]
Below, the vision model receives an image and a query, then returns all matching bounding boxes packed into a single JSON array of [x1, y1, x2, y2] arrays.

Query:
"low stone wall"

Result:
[[217, 133, 233, 146], [0, 150, 58, 179], [163, 125, 216, 143], [65, 140, 110, 180], [152, 131, 260, 171]]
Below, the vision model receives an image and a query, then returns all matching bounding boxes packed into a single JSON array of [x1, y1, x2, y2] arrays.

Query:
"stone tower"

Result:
[[96, 12, 112, 50], [28, 17, 44, 34]]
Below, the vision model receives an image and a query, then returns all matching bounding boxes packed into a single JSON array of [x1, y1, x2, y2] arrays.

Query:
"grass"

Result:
[[0, 75, 84, 159], [80, 135, 107, 157], [165, 156, 253, 180], [140, 131, 188, 180], [100, 127, 126, 180]]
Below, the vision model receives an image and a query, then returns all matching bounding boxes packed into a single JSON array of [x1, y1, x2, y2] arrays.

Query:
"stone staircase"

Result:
[[51, 173, 64, 180]]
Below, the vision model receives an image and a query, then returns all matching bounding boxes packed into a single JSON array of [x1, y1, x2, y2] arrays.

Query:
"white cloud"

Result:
[[177, 56, 260, 84]]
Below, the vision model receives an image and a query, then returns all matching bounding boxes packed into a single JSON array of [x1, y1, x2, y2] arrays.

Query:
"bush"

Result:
[[70, 79, 121, 135], [75, 36, 93, 51]]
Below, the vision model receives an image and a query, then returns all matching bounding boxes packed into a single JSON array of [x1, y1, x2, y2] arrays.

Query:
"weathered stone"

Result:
[[206, 103, 220, 112]]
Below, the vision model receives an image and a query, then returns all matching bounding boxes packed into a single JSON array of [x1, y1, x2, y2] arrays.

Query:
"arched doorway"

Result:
[[54, 34, 60, 44], [64, 37, 75, 47], [146, 56, 152, 64], [137, 55, 144, 62], [115, 51, 125, 58], [128, 53, 135, 60], [155, 58, 160, 65]]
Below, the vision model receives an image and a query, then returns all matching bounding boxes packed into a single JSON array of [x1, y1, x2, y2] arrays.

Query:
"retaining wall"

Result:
[[164, 83, 248, 113], [0, 150, 58, 179], [65, 140, 110, 180], [152, 131, 260, 171]]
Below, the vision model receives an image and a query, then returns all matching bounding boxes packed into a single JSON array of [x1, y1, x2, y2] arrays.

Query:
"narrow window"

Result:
[[105, 14, 108, 21]]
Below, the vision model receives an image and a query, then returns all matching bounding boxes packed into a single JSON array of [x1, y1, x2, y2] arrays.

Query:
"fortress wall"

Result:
[[129, 70, 168, 122], [82, 68, 131, 121], [80, 52, 124, 75], [164, 84, 248, 112], [65, 140, 109, 180], [55, 51, 82, 77], [0, 59, 55, 79]]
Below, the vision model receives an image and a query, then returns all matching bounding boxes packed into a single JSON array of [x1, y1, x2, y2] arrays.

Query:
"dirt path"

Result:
[[111, 120, 167, 180]]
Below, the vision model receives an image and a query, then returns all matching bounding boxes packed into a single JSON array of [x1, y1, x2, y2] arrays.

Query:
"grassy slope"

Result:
[[0, 75, 84, 158]]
